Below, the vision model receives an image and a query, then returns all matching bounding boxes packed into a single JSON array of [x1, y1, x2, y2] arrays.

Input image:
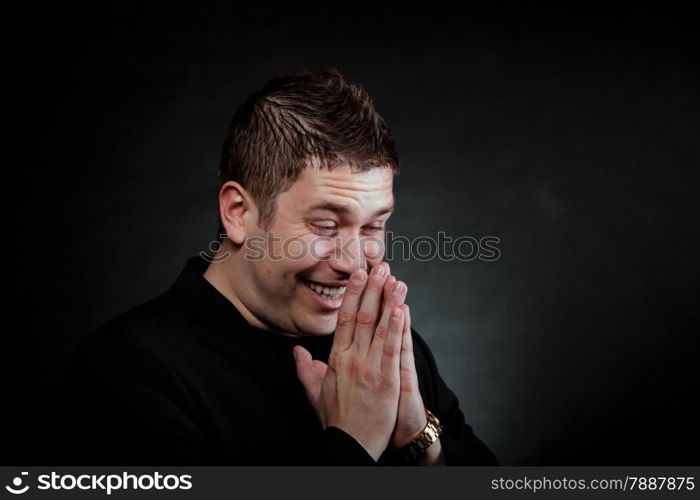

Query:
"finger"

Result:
[[398, 304, 419, 388], [381, 275, 398, 315], [313, 359, 329, 380], [332, 268, 367, 351], [353, 262, 390, 354], [293, 345, 322, 406], [374, 275, 397, 343], [369, 279, 407, 367], [380, 306, 404, 374]]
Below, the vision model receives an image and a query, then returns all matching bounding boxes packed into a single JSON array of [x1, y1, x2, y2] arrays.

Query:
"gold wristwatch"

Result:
[[397, 408, 443, 463]]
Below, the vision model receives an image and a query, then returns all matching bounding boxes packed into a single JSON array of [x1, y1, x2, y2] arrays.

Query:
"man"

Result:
[[57, 69, 496, 465]]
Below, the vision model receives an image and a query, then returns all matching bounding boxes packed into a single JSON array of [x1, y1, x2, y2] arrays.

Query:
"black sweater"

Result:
[[56, 256, 497, 465]]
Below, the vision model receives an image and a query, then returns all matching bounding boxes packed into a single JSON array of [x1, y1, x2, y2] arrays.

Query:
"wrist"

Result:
[[395, 408, 443, 464], [393, 417, 428, 448], [417, 438, 445, 466]]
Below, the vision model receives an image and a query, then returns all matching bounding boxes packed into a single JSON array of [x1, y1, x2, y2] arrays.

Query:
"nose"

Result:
[[327, 234, 366, 276]]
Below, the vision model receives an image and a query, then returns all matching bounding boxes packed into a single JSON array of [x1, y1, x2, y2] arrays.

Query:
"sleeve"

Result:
[[411, 329, 498, 465], [320, 427, 378, 465], [52, 330, 211, 464]]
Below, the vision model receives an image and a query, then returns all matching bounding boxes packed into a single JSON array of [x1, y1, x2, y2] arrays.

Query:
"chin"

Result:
[[299, 314, 337, 336]]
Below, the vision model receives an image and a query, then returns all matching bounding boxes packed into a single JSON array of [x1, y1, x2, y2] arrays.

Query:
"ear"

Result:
[[218, 181, 255, 245]]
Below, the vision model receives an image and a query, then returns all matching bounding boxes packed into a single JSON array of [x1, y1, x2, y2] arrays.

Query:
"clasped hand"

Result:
[[294, 262, 428, 461]]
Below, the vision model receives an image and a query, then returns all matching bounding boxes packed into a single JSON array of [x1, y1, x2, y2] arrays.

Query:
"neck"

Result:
[[202, 249, 300, 338], [202, 249, 272, 332]]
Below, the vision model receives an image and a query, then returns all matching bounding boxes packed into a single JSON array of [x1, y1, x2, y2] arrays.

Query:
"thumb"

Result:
[[293, 345, 323, 405], [312, 359, 328, 380]]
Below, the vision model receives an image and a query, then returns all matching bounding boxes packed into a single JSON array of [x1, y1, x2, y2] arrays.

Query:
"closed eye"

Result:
[[312, 223, 337, 234]]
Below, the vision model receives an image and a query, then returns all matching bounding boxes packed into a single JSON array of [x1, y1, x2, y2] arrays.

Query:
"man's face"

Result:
[[240, 164, 394, 336]]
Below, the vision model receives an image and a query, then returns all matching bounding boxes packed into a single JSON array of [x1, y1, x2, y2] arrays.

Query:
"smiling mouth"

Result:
[[301, 279, 347, 300]]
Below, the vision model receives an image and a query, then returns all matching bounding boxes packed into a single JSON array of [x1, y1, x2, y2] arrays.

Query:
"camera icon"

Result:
[[5, 472, 29, 495]]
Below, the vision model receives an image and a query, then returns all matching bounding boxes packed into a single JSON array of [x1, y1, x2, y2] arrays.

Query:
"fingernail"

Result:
[[293, 347, 299, 361], [392, 281, 406, 297], [373, 265, 386, 279], [352, 269, 366, 285], [391, 307, 402, 319]]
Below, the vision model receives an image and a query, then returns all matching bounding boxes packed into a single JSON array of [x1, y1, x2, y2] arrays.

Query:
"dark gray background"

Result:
[[10, 2, 698, 465]]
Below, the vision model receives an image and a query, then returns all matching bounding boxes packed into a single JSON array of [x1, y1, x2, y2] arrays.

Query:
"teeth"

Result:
[[305, 280, 347, 299]]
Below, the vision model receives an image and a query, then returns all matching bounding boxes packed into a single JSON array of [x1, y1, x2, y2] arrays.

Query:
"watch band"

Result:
[[397, 408, 443, 464]]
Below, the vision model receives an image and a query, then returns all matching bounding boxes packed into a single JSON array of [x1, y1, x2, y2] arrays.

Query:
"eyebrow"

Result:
[[307, 201, 394, 218]]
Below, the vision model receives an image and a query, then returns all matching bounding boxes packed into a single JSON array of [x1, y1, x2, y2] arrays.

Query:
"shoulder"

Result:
[[65, 290, 192, 381], [95, 289, 184, 338]]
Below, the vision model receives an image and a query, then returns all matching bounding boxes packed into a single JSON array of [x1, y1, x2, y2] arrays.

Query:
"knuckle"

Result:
[[336, 312, 354, 327], [383, 344, 399, 358], [349, 357, 359, 377], [328, 351, 342, 370], [374, 323, 388, 339], [377, 374, 395, 392], [359, 366, 374, 384], [400, 383, 415, 395], [356, 310, 375, 326]]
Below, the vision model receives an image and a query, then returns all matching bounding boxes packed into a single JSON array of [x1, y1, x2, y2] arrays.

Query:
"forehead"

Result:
[[281, 165, 394, 216]]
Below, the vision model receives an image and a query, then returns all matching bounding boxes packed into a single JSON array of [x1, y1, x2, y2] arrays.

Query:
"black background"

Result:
[[8, 2, 699, 464]]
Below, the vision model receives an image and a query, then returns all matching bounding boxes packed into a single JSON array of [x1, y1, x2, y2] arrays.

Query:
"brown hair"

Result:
[[217, 68, 399, 234]]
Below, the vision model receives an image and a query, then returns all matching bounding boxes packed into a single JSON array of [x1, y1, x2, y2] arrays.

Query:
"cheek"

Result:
[[309, 238, 334, 260], [282, 238, 307, 261], [273, 236, 329, 282]]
